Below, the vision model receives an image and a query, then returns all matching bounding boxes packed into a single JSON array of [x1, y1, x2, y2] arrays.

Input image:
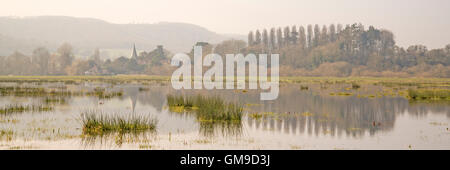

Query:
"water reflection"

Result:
[[81, 132, 156, 149], [199, 122, 242, 138], [1, 82, 449, 149], [129, 84, 449, 138]]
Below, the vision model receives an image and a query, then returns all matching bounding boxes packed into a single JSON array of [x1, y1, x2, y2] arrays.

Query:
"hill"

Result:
[[0, 16, 245, 57]]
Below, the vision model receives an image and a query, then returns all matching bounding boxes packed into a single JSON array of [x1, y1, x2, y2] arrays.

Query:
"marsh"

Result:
[[0, 76, 449, 150]]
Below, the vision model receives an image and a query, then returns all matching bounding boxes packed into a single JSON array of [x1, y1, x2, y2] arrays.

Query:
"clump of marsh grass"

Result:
[[166, 95, 243, 122], [166, 95, 196, 112], [80, 111, 157, 135], [0, 104, 53, 114], [300, 85, 309, 90], [0, 129, 14, 141], [44, 97, 66, 105], [85, 88, 123, 99], [351, 82, 361, 89], [0, 85, 122, 99], [408, 89, 450, 100], [194, 96, 242, 122], [0, 86, 47, 96]]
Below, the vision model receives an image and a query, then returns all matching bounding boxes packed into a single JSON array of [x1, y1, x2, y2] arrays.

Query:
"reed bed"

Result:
[[0, 85, 122, 99], [408, 89, 450, 100], [80, 111, 157, 135], [0, 104, 53, 114], [167, 95, 243, 122]]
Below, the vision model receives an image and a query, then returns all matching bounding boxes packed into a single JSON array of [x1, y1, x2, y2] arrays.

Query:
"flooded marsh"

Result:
[[0, 76, 449, 150]]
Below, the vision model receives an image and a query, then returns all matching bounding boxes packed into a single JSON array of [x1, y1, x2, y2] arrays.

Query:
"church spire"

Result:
[[131, 43, 137, 59]]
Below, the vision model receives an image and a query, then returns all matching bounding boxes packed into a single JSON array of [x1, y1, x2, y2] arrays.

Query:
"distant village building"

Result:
[[195, 42, 209, 47], [129, 44, 169, 65]]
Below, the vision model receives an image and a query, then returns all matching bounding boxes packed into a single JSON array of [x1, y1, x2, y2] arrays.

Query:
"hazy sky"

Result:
[[1, 0, 449, 48]]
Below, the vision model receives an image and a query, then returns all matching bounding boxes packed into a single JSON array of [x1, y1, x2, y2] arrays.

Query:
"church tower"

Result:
[[131, 43, 138, 59]]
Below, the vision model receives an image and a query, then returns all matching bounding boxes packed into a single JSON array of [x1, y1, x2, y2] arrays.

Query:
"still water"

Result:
[[0, 81, 449, 149]]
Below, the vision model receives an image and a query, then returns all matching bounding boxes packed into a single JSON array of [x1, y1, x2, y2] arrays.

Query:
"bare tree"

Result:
[[32, 47, 50, 75]]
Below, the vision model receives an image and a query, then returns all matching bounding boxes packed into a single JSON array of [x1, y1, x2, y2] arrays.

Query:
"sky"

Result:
[[1, 0, 449, 48]]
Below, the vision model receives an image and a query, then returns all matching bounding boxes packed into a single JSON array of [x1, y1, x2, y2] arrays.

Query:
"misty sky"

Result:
[[2, 0, 449, 48]]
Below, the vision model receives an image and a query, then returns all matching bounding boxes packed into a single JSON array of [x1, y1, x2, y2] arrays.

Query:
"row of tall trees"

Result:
[[245, 23, 450, 77], [248, 24, 344, 51], [1, 23, 449, 77]]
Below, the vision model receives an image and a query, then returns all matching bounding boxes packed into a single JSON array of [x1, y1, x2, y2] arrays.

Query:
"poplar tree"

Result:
[[283, 26, 290, 46], [320, 25, 328, 45], [329, 24, 336, 42], [313, 24, 320, 48], [248, 31, 254, 46], [269, 28, 276, 50], [255, 30, 262, 45], [291, 26, 298, 45], [262, 29, 269, 49], [298, 26, 306, 49], [307, 25, 313, 49], [277, 28, 283, 48]]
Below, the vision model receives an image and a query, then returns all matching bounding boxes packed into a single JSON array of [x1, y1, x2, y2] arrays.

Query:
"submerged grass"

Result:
[[80, 111, 157, 135], [167, 95, 243, 122], [0, 85, 122, 99], [0, 104, 53, 114], [44, 97, 66, 104], [0, 129, 14, 141], [195, 96, 242, 122], [408, 89, 450, 100]]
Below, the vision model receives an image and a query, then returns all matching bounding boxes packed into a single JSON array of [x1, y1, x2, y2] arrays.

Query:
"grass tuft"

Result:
[[408, 89, 450, 100], [167, 95, 243, 122], [80, 111, 157, 135], [0, 104, 53, 114]]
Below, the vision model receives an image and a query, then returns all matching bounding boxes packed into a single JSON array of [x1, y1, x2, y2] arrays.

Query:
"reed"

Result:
[[80, 111, 157, 135], [408, 89, 450, 100], [166, 95, 243, 122], [0, 104, 53, 114]]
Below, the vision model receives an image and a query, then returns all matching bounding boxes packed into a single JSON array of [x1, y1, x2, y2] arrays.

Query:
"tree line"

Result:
[[244, 23, 450, 77], [0, 43, 172, 76], [0, 23, 449, 77]]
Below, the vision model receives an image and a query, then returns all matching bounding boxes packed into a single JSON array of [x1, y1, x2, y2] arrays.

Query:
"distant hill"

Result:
[[0, 16, 245, 57]]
